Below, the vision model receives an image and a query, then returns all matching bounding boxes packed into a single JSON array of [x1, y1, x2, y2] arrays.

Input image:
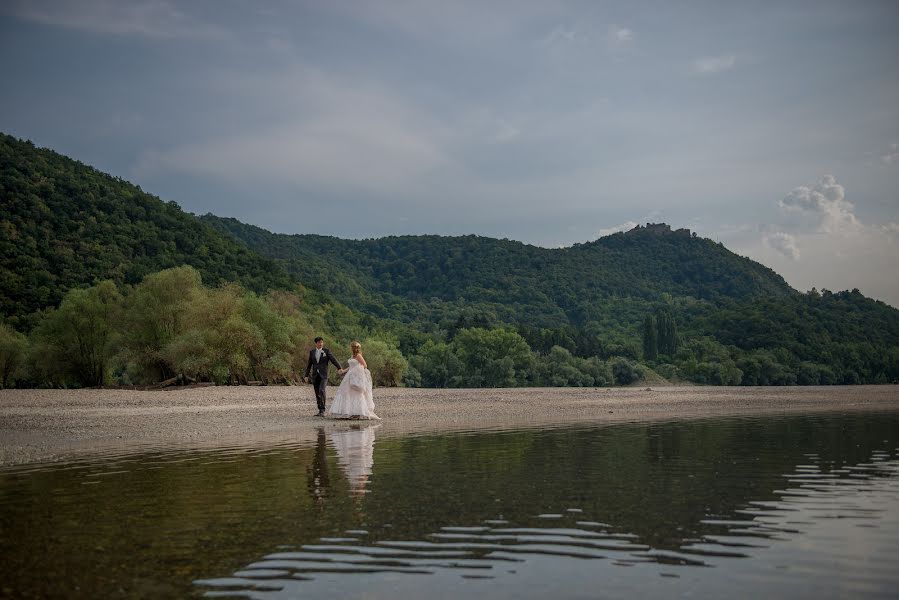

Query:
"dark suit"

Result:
[[305, 347, 342, 413]]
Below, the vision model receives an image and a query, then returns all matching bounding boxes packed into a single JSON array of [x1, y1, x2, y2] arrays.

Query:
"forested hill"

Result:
[[201, 215, 795, 327], [202, 213, 899, 386], [0, 133, 294, 328], [2, 132, 898, 387], [571, 229, 794, 301]]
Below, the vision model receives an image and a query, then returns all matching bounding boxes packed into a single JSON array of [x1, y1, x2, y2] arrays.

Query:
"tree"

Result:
[[163, 283, 259, 385], [535, 346, 595, 387], [240, 293, 294, 383], [410, 340, 462, 388], [642, 315, 658, 360], [656, 310, 679, 356], [29, 281, 122, 387], [609, 356, 641, 385], [452, 327, 534, 387], [0, 323, 27, 388], [117, 266, 204, 383], [360, 338, 408, 387]]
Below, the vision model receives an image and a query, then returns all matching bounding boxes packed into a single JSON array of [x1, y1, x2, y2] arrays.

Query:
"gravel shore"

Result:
[[2, 385, 898, 466]]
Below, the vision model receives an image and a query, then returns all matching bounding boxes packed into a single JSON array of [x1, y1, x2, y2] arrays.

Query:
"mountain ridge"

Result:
[[3, 131, 898, 386], [200, 213, 797, 328]]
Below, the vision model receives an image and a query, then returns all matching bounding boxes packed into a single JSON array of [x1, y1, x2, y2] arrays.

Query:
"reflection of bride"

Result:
[[327, 341, 380, 420], [329, 424, 378, 496]]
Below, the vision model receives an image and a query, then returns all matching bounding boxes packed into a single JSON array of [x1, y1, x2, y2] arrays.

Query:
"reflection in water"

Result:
[[307, 428, 330, 508], [329, 424, 378, 497], [195, 452, 899, 598], [2, 412, 899, 598]]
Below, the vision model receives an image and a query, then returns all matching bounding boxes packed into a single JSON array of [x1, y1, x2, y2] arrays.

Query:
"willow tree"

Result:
[[29, 281, 123, 387]]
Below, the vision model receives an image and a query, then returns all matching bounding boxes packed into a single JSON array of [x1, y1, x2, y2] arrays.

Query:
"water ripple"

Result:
[[195, 452, 899, 597]]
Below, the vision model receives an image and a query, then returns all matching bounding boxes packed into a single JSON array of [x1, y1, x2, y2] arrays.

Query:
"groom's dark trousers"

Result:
[[305, 348, 342, 413], [312, 373, 327, 412]]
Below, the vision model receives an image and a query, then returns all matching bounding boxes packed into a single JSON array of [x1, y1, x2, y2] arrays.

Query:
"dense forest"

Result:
[[0, 134, 294, 331], [2, 132, 898, 388]]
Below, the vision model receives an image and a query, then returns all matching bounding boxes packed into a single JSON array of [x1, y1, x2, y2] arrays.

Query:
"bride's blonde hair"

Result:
[[350, 341, 362, 357]]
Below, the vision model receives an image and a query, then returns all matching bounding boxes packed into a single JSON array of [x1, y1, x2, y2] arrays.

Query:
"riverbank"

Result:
[[2, 385, 898, 466]]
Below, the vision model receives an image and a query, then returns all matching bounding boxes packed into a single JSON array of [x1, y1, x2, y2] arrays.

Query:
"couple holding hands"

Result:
[[304, 337, 379, 420]]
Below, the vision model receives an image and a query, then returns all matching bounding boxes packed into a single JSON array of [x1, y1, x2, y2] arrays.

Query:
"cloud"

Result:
[[598, 221, 638, 237], [724, 176, 899, 306], [612, 27, 633, 44], [881, 143, 899, 165], [491, 120, 521, 143], [4, 0, 225, 38], [779, 174, 861, 233], [692, 54, 736, 75], [134, 66, 452, 196], [763, 232, 800, 260], [543, 25, 578, 46], [604, 25, 634, 50]]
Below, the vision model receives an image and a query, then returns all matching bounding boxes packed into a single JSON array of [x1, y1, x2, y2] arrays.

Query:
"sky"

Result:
[[1, 0, 898, 306]]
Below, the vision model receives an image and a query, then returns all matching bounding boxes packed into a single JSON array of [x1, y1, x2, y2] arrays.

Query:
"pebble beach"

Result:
[[2, 385, 899, 466]]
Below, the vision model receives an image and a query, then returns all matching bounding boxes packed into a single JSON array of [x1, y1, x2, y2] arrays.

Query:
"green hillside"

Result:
[[1, 132, 897, 388], [200, 216, 794, 326], [0, 133, 294, 329], [201, 215, 899, 386]]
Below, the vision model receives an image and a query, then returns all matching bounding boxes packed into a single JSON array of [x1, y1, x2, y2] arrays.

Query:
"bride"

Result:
[[327, 341, 380, 420]]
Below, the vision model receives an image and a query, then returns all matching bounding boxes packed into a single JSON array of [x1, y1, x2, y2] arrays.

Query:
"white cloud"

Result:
[[605, 25, 634, 50], [598, 221, 638, 237], [613, 27, 633, 43], [743, 225, 899, 307], [881, 143, 899, 165], [4, 0, 225, 38], [692, 54, 736, 75], [543, 25, 578, 46], [724, 176, 899, 307], [763, 232, 800, 260], [779, 174, 861, 233]]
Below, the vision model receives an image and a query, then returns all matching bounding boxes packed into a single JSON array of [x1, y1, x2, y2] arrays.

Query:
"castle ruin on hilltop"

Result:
[[626, 222, 692, 237]]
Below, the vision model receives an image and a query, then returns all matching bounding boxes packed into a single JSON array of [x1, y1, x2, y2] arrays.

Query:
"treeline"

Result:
[[635, 293, 899, 385], [0, 266, 649, 389], [0, 266, 398, 388], [2, 266, 898, 389], [643, 335, 899, 386]]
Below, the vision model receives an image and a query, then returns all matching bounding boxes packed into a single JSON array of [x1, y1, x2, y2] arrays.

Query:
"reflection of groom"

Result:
[[304, 337, 342, 416], [307, 427, 330, 507]]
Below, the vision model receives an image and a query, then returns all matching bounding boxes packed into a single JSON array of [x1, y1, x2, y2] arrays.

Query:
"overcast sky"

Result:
[[2, 1, 898, 306]]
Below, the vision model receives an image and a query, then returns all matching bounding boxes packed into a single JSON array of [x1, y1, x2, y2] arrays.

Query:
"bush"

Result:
[[360, 338, 408, 387], [0, 324, 27, 388], [610, 356, 641, 385]]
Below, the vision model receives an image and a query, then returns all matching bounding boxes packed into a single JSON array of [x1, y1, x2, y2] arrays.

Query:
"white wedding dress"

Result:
[[327, 358, 380, 419], [330, 424, 378, 495]]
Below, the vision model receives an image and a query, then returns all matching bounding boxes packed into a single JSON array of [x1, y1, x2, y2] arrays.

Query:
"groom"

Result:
[[304, 337, 342, 416]]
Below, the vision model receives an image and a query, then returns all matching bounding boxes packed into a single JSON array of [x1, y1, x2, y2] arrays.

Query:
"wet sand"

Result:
[[2, 385, 898, 467]]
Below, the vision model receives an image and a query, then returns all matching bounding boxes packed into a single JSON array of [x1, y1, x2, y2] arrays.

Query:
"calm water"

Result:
[[2, 412, 899, 599]]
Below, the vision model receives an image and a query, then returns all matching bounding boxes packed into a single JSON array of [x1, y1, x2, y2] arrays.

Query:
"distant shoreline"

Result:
[[2, 385, 898, 467]]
